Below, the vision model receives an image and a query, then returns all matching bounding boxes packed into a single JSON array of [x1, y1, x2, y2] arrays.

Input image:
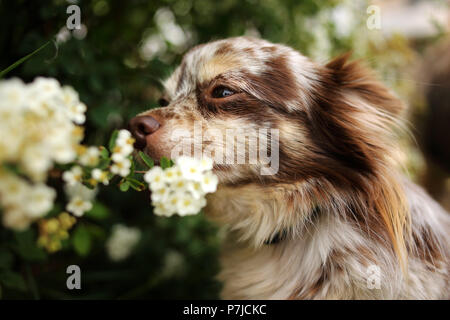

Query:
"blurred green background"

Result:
[[0, 0, 448, 299]]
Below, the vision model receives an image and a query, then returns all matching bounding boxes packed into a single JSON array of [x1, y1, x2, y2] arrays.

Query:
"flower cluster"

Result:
[[0, 169, 56, 230], [64, 182, 97, 217], [144, 156, 218, 217], [106, 224, 141, 261], [37, 212, 77, 253], [0, 78, 85, 181], [0, 76, 218, 257], [0, 78, 85, 230], [111, 130, 135, 177]]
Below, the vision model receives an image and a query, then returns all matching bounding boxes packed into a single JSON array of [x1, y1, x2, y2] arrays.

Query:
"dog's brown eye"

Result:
[[212, 86, 235, 98], [158, 98, 169, 107]]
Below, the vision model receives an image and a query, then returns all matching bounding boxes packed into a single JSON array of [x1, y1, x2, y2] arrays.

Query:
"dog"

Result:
[[129, 37, 449, 299]]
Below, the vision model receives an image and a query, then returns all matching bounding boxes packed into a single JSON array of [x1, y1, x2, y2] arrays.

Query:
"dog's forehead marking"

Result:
[[164, 38, 273, 98], [163, 37, 318, 112]]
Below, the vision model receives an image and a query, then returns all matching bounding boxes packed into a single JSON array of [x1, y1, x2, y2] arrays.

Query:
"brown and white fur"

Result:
[[132, 37, 450, 299]]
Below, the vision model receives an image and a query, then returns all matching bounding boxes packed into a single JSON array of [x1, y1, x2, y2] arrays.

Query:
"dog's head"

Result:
[[130, 36, 404, 187], [130, 37, 409, 259]]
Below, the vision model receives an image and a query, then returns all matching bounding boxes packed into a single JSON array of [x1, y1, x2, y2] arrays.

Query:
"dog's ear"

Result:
[[325, 53, 406, 117], [307, 53, 406, 176], [319, 54, 410, 269]]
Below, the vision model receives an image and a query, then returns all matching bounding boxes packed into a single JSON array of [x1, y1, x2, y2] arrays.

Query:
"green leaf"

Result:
[[160, 156, 172, 169], [86, 224, 106, 240], [129, 156, 135, 176], [97, 158, 111, 170], [127, 178, 146, 191], [108, 129, 119, 152], [119, 180, 130, 192], [13, 230, 47, 262], [0, 271, 27, 291], [99, 146, 109, 159], [72, 225, 92, 257], [0, 40, 51, 78], [84, 202, 110, 220], [0, 248, 13, 269], [138, 151, 154, 169]]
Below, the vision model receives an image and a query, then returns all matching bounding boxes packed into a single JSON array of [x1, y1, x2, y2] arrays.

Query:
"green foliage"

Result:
[[2, 0, 414, 300], [72, 225, 92, 257], [12, 231, 47, 262], [85, 202, 110, 221], [160, 157, 173, 170], [0, 271, 27, 292], [139, 151, 154, 169], [108, 130, 119, 152], [0, 40, 51, 78], [119, 180, 130, 192]]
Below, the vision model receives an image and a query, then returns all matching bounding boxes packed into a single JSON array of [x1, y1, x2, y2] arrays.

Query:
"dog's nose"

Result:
[[129, 115, 160, 149]]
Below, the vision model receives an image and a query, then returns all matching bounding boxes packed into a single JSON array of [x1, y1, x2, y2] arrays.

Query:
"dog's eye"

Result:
[[158, 98, 169, 107], [211, 86, 235, 98]]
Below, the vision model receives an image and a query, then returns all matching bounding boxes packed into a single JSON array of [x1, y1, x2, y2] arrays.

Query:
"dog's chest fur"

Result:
[[206, 180, 449, 299]]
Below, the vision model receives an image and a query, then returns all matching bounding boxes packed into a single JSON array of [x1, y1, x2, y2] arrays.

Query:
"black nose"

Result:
[[129, 115, 160, 149]]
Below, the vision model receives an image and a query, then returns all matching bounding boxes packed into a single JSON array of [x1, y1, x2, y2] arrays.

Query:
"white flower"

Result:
[[51, 142, 77, 164], [66, 196, 92, 217], [92, 169, 109, 185], [116, 129, 135, 147], [186, 180, 204, 199], [2, 207, 33, 231], [176, 193, 205, 216], [150, 185, 170, 203], [145, 156, 217, 217], [110, 130, 134, 177], [0, 173, 52, 229], [56, 27, 71, 44], [0, 77, 95, 230], [0, 174, 29, 207], [161, 250, 185, 278], [65, 182, 98, 202], [61, 85, 78, 105], [144, 166, 165, 189], [177, 156, 203, 181], [62, 165, 83, 186], [106, 224, 141, 261], [117, 129, 131, 140], [163, 166, 182, 183], [153, 201, 174, 217], [0, 78, 27, 109], [71, 126, 84, 144], [161, 192, 183, 216], [200, 171, 218, 194], [170, 179, 188, 193], [21, 146, 53, 181], [199, 157, 213, 171], [111, 145, 133, 162], [110, 158, 131, 177], [24, 184, 56, 218], [111, 129, 134, 162], [68, 102, 86, 124], [79, 146, 100, 167], [29, 77, 61, 100]]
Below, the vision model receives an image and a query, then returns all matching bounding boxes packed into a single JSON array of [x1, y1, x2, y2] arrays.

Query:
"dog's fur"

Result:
[[137, 37, 449, 299]]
